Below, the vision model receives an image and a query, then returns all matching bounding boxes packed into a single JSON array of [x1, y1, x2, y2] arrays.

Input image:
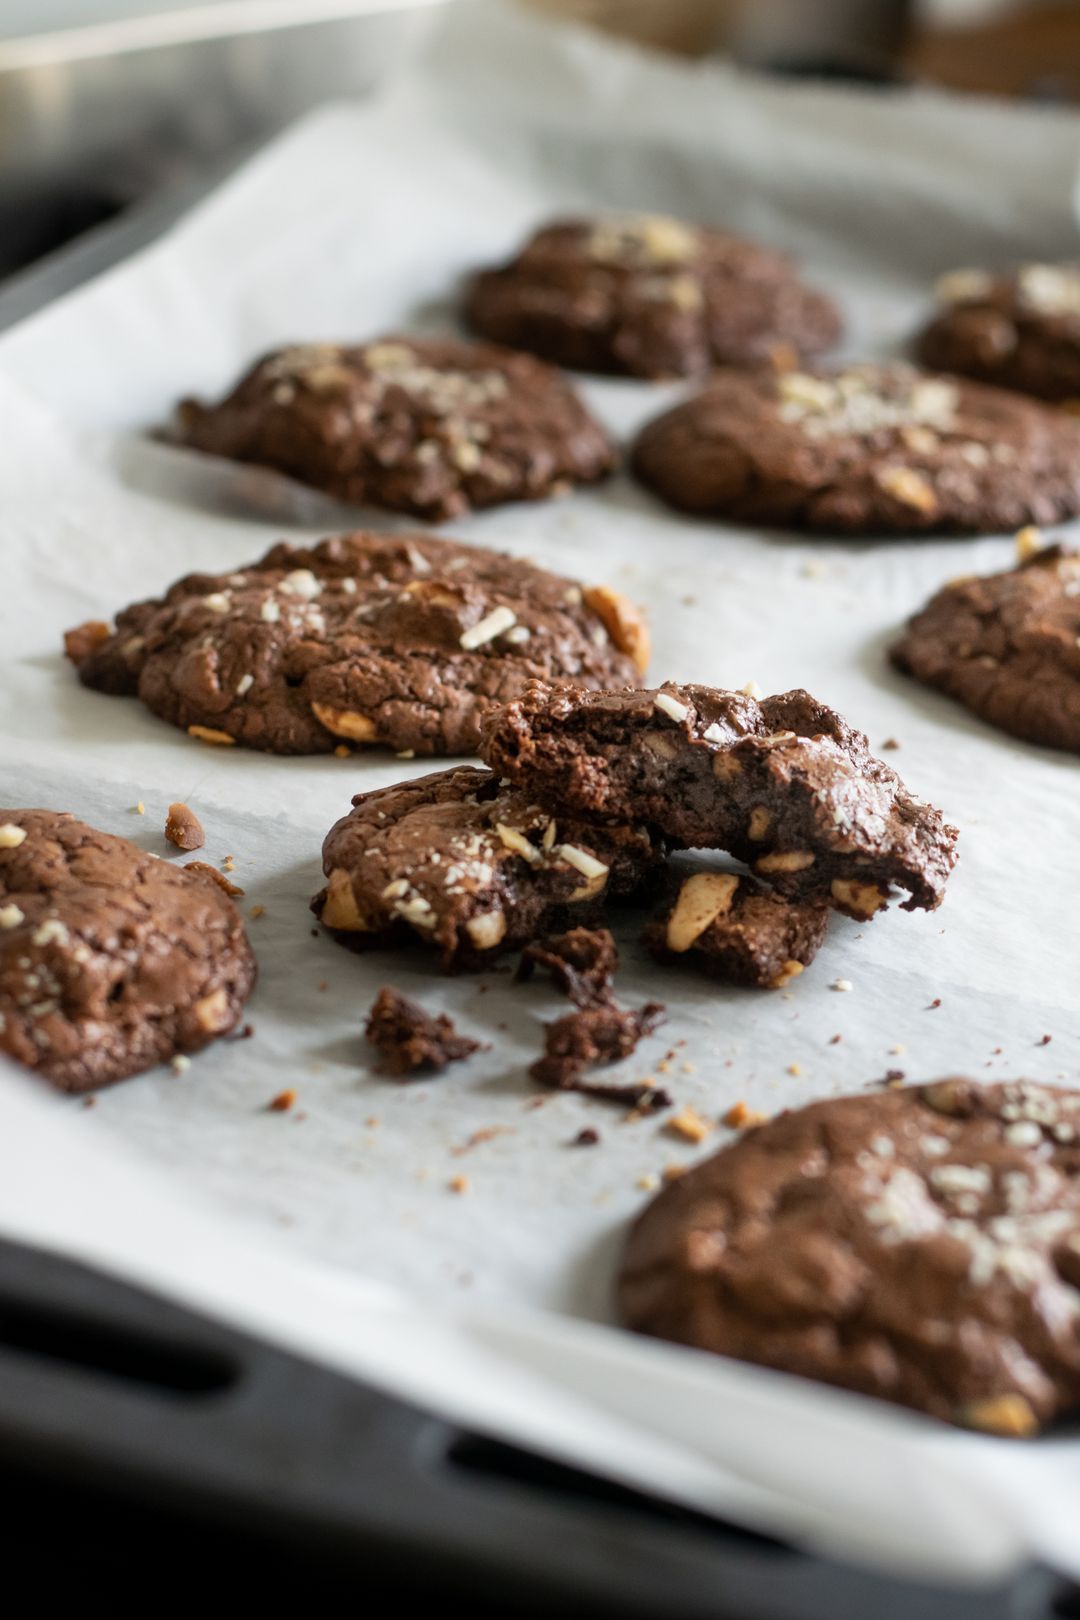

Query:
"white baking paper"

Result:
[[2, 0, 1080, 1584]]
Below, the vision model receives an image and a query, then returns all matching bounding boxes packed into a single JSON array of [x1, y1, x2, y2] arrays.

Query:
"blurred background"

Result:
[[3, 0, 1080, 286]]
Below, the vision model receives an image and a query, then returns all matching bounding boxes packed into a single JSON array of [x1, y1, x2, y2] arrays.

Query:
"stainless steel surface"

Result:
[[0, 1, 453, 197]]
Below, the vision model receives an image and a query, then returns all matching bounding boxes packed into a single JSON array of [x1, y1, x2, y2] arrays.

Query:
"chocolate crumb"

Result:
[[928, 998, 942, 1010], [1038, 1034, 1052, 1046], [530, 1001, 666, 1106], [573, 1127, 601, 1147], [185, 860, 245, 898], [365, 986, 484, 1077], [164, 801, 205, 852], [518, 926, 618, 1007], [267, 1088, 296, 1113]]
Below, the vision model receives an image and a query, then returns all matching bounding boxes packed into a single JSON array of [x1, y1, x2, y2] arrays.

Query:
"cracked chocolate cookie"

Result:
[[466, 214, 841, 379], [619, 1079, 1080, 1434], [918, 264, 1080, 404], [0, 810, 256, 1093], [632, 362, 1080, 533], [891, 539, 1080, 752], [482, 682, 957, 915], [174, 336, 616, 520], [644, 866, 829, 990], [65, 531, 648, 757], [312, 766, 663, 970]]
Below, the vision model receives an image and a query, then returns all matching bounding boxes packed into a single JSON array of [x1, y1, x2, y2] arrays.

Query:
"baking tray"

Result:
[[0, 1233, 1071, 1616]]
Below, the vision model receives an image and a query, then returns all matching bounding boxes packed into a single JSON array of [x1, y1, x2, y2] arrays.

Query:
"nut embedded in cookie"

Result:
[[64, 530, 648, 757], [644, 866, 830, 989]]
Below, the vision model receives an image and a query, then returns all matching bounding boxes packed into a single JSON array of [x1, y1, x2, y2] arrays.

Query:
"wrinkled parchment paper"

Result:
[[2, 0, 1080, 1584]]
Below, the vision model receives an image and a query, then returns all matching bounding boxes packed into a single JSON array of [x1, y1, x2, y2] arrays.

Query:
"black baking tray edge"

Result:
[[0, 1235, 1075, 1617]]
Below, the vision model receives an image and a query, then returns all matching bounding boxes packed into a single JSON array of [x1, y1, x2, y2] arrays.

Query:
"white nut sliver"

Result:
[[0, 824, 27, 849], [32, 919, 70, 947], [465, 911, 507, 950], [653, 692, 690, 724], [0, 903, 25, 929], [495, 823, 541, 863], [460, 605, 517, 650], [557, 845, 609, 881], [279, 569, 322, 599]]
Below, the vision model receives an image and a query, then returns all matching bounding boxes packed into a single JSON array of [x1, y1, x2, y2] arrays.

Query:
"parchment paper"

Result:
[[2, 0, 1080, 1583]]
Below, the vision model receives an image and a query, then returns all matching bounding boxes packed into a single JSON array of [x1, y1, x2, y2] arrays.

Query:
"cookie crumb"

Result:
[[723, 1100, 769, 1130], [164, 801, 204, 851], [170, 1055, 191, 1075], [449, 1174, 470, 1195], [637, 1172, 660, 1192], [662, 1163, 686, 1182], [1037, 1034, 1052, 1046], [928, 997, 942, 1010], [133, 801, 146, 816], [666, 1105, 712, 1144], [185, 861, 245, 898], [881, 737, 901, 751], [573, 1127, 601, 1147], [830, 978, 853, 993], [786, 1062, 803, 1076], [334, 744, 351, 758], [250, 904, 266, 919], [267, 1088, 296, 1112], [365, 986, 483, 1077]]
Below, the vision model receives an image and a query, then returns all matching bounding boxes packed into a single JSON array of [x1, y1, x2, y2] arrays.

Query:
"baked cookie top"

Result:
[[643, 867, 829, 990], [0, 810, 255, 1093], [312, 766, 663, 969], [632, 362, 1080, 534], [481, 682, 958, 914], [919, 264, 1080, 403], [174, 335, 616, 521], [466, 214, 841, 379], [619, 1079, 1080, 1434], [891, 538, 1080, 753], [66, 531, 648, 757]]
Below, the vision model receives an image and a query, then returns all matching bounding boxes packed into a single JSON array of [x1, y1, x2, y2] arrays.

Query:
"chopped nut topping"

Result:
[[320, 868, 368, 931], [0, 903, 25, 929], [653, 691, 690, 724], [754, 850, 816, 874], [665, 871, 739, 953], [193, 988, 230, 1033], [311, 703, 379, 743], [962, 1393, 1039, 1439], [267, 1088, 296, 1113], [582, 585, 651, 674], [460, 604, 517, 649], [165, 802, 205, 852], [279, 568, 322, 599], [449, 1174, 471, 1195], [830, 878, 889, 918], [1015, 525, 1044, 562], [465, 911, 507, 951], [495, 823, 541, 863], [187, 725, 235, 746], [63, 620, 111, 664], [769, 959, 805, 990], [877, 465, 939, 514], [0, 823, 27, 849]]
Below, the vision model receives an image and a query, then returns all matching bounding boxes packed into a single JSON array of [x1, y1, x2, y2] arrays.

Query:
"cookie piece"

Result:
[[0, 810, 255, 1093], [66, 531, 647, 757], [619, 1079, 1080, 1433], [481, 683, 957, 915], [644, 868, 829, 990], [518, 926, 618, 1007], [312, 767, 662, 970], [891, 541, 1080, 753], [364, 987, 482, 1077], [632, 362, 1080, 533], [466, 215, 841, 379], [530, 1001, 668, 1109], [174, 336, 616, 521], [919, 265, 1080, 404]]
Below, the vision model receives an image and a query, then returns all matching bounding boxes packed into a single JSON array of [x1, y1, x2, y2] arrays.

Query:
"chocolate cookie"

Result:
[[0, 810, 255, 1093], [891, 540, 1080, 753], [632, 362, 1080, 534], [918, 265, 1080, 404], [619, 1079, 1080, 1434], [481, 683, 957, 915], [66, 531, 647, 757], [174, 336, 616, 520], [312, 766, 662, 970], [364, 986, 482, 1077], [466, 215, 841, 379], [644, 867, 829, 990]]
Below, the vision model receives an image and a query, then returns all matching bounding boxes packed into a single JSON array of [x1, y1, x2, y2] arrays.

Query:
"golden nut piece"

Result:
[[465, 911, 507, 951], [311, 703, 379, 743], [165, 801, 205, 852], [63, 619, 111, 664], [876, 466, 939, 515], [747, 806, 772, 841], [754, 850, 816, 875], [187, 725, 235, 746], [320, 868, 367, 931], [830, 878, 889, 918], [962, 1394, 1039, 1439], [193, 988, 231, 1033], [582, 585, 651, 674], [665, 872, 739, 952]]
